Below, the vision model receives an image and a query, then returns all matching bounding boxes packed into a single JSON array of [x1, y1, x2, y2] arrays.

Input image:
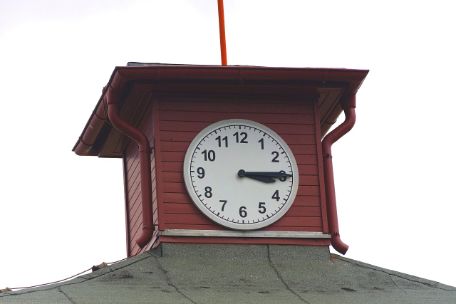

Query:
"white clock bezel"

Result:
[[183, 119, 299, 230]]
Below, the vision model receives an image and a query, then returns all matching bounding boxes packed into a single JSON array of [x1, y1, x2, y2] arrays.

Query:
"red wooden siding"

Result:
[[155, 97, 326, 235], [123, 110, 159, 256]]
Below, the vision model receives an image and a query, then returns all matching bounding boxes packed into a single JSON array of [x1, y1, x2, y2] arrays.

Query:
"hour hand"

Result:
[[237, 170, 292, 183]]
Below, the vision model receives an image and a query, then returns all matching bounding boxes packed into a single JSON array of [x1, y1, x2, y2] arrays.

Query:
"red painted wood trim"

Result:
[[159, 224, 322, 232], [152, 99, 165, 235], [122, 155, 132, 257], [314, 102, 329, 234], [160, 236, 330, 246]]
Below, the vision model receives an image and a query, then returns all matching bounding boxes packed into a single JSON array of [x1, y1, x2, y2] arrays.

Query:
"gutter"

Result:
[[104, 85, 154, 249], [322, 95, 356, 255]]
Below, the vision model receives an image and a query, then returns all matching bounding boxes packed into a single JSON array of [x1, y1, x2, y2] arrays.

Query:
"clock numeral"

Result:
[[204, 186, 213, 198], [272, 190, 280, 201], [219, 200, 228, 211], [233, 132, 248, 143], [197, 167, 205, 179], [215, 136, 228, 148], [202, 149, 216, 161], [258, 138, 264, 150], [278, 170, 287, 182], [271, 151, 279, 162], [239, 206, 247, 218], [258, 202, 266, 214]]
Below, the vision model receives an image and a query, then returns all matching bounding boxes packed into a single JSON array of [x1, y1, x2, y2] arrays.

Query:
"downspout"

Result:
[[105, 86, 154, 248], [322, 95, 356, 255]]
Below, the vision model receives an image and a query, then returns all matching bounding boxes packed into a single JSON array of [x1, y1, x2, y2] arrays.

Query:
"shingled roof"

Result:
[[1, 244, 455, 304]]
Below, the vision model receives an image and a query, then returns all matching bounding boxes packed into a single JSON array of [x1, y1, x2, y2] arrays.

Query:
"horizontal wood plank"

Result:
[[161, 142, 189, 152], [162, 172, 319, 186], [163, 171, 184, 183], [163, 213, 209, 225], [162, 172, 321, 186], [162, 182, 319, 197], [159, 101, 313, 114], [288, 144, 316, 155], [275, 216, 321, 227], [161, 223, 221, 230], [161, 192, 320, 206], [161, 161, 319, 175], [160, 141, 317, 155], [163, 203, 321, 217], [286, 206, 321, 217], [160, 121, 316, 135], [163, 203, 203, 214], [297, 186, 320, 196], [299, 175, 319, 185], [160, 111, 314, 125], [159, 131, 315, 145], [294, 195, 321, 206], [161, 151, 317, 165], [295, 154, 318, 165]]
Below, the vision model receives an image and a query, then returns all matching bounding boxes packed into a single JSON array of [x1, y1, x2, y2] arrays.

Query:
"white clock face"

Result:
[[183, 119, 299, 230]]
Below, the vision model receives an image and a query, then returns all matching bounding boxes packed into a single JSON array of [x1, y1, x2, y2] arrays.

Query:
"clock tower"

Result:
[[73, 63, 368, 257]]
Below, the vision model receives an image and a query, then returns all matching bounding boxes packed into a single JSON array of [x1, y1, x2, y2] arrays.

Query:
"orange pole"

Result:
[[217, 0, 227, 65]]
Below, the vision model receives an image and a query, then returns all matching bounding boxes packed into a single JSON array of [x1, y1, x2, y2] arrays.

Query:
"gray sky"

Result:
[[1, 0, 455, 289]]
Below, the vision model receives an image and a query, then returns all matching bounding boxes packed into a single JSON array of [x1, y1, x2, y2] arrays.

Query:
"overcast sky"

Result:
[[1, 0, 455, 289]]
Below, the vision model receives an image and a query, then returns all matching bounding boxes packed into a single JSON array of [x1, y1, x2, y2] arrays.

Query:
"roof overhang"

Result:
[[73, 64, 368, 157]]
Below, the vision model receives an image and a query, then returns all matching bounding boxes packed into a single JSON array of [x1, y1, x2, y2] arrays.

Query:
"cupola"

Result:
[[74, 63, 368, 256]]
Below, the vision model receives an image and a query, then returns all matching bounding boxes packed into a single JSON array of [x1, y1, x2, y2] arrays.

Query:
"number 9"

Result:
[[197, 167, 205, 178]]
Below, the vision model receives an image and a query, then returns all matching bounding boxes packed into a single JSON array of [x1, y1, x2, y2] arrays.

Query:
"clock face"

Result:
[[183, 119, 299, 230]]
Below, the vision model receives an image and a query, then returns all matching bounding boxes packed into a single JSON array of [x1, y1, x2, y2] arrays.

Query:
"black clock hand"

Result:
[[238, 170, 275, 183], [237, 170, 292, 183]]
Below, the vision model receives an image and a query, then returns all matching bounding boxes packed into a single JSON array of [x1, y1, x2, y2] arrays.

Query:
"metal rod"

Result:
[[217, 0, 227, 65]]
